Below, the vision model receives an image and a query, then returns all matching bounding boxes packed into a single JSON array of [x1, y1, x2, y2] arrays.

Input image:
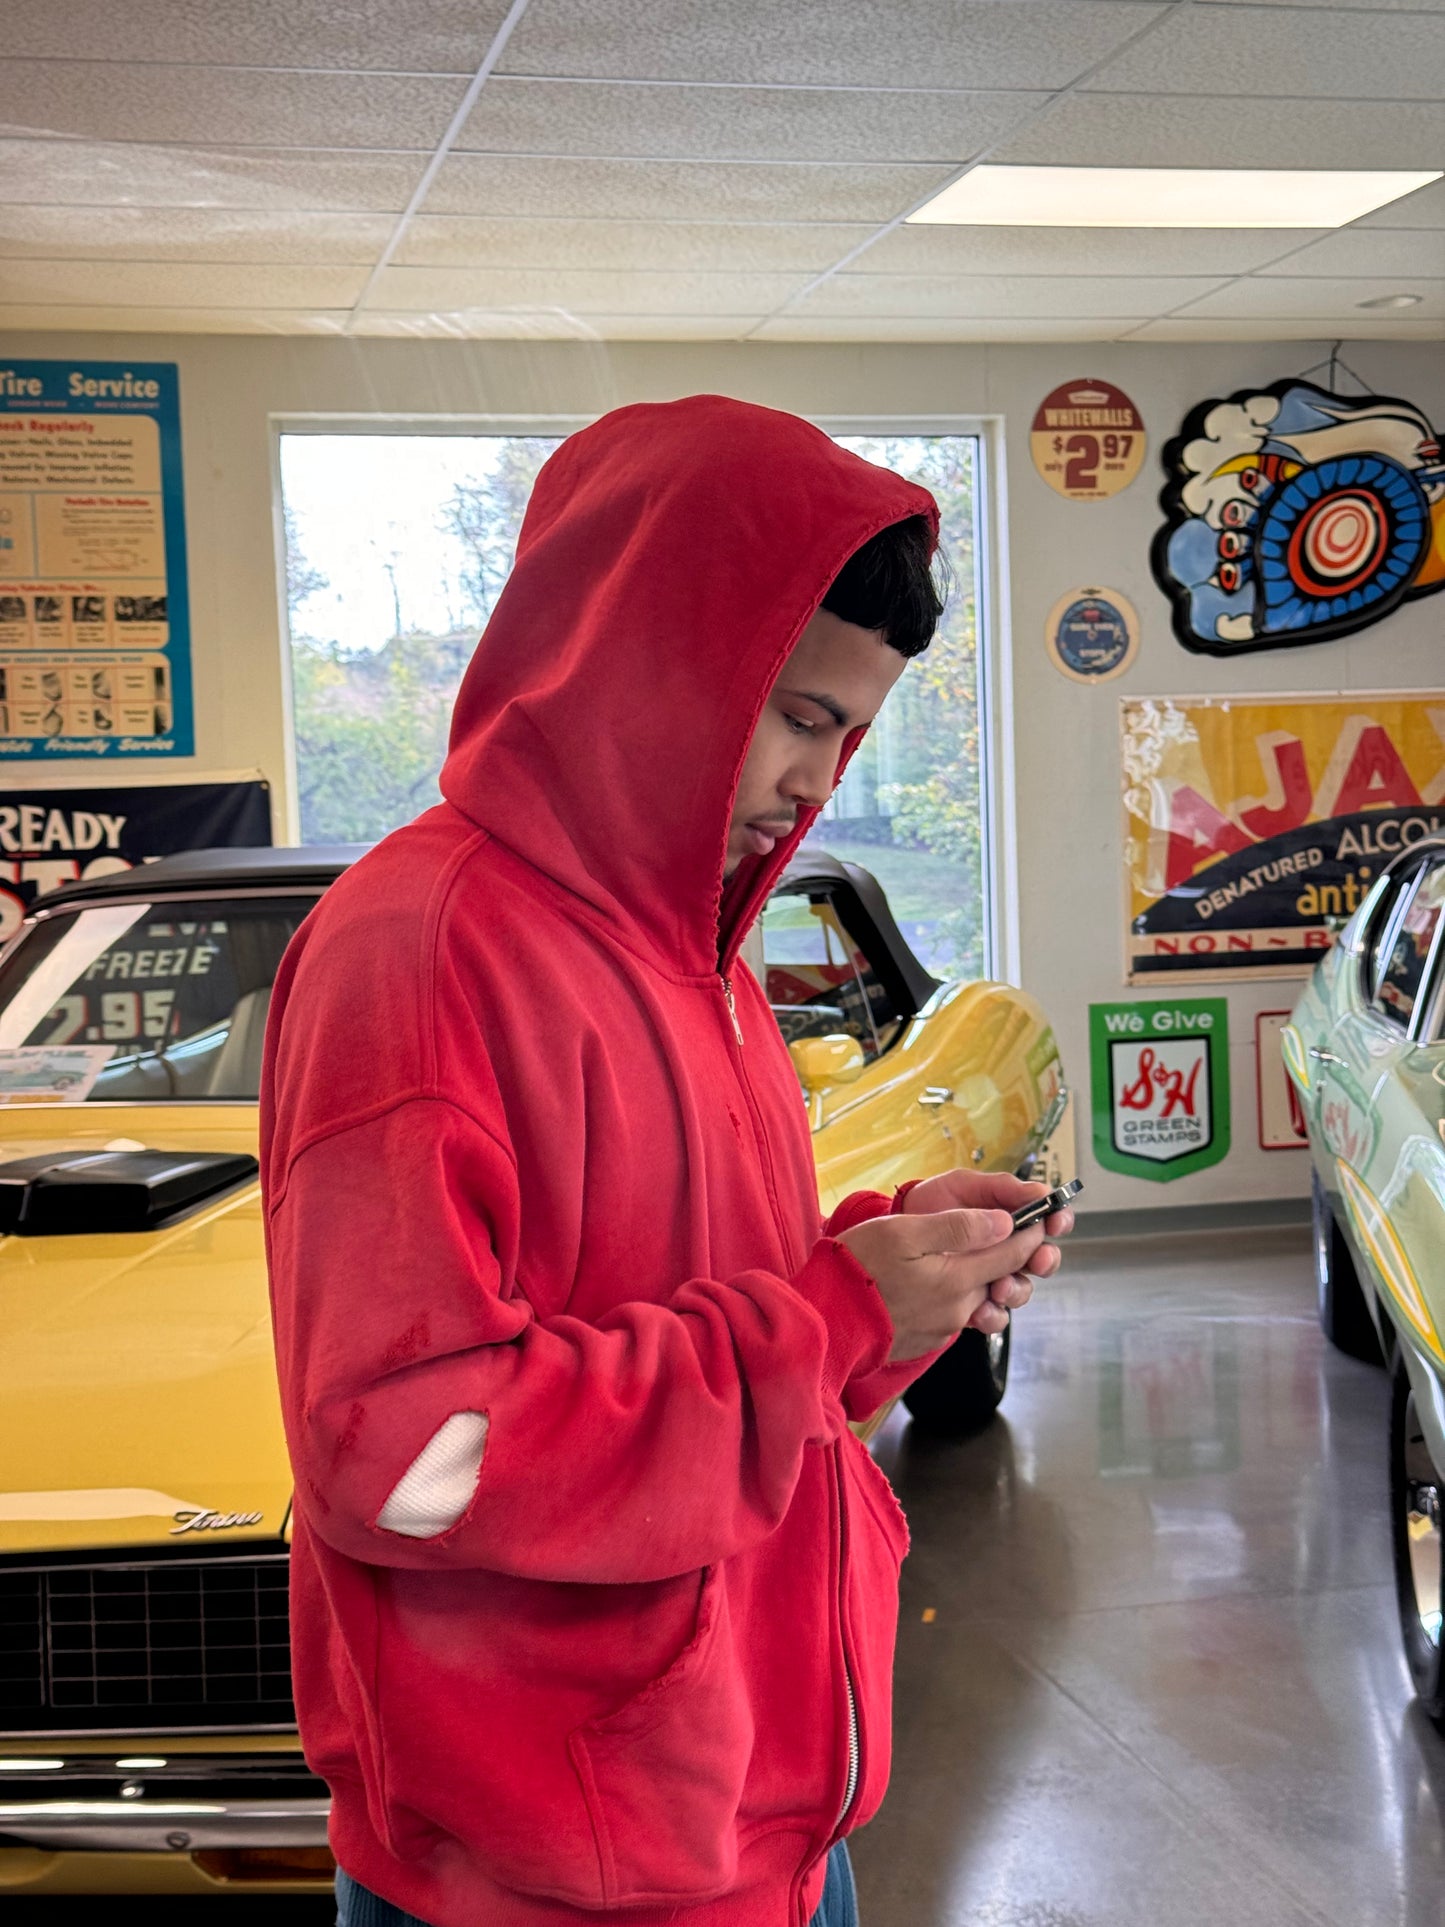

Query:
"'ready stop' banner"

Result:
[[1123, 693, 1445, 982], [0, 779, 271, 943]]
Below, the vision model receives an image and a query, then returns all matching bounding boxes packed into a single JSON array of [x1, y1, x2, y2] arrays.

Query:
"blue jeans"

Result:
[[336, 1841, 858, 1926]]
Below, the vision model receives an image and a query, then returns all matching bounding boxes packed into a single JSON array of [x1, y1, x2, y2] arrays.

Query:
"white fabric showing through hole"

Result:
[[376, 1411, 489, 1538]]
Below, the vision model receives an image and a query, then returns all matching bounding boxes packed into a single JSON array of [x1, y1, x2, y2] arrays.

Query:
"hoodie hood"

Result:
[[439, 395, 937, 976]]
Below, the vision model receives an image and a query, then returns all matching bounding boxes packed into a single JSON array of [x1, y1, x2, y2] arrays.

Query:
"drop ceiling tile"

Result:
[[398, 217, 872, 272], [0, 205, 394, 264], [500, 0, 1167, 89], [992, 93, 1445, 169], [754, 315, 1132, 341], [0, 261, 367, 309], [350, 310, 761, 338], [1255, 228, 1445, 278], [0, 62, 463, 149], [369, 264, 808, 312], [1207, 0, 1445, 10], [422, 154, 950, 223], [861, 225, 1325, 277], [1173, 275, 1445, 318], [0, 140, 425, 210], [788, 272, 1224, 317], [1357, 177, 1445, 229], [0, 305, 352, 334], [1128, 315, 1445, 342], [1093, 4, 1445, 98], [0, 0, 514, 69], [455, 78, 1048, 164]]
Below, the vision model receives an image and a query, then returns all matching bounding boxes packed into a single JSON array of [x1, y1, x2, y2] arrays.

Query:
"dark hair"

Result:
[[821, 513, 947, 659]]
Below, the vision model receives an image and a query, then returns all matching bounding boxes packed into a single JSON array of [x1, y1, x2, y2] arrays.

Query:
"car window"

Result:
[[761, 890, 903, 1060], [1373, 863, 1445, 1031], [0, 894, 316, 1100]]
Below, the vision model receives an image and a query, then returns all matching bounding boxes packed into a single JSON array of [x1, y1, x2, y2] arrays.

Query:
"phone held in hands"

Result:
[[1010, 1177, 1082, 1232]]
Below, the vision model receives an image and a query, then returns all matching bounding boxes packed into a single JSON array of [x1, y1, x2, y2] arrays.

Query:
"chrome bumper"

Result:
[[0, 1753, 329, 1853], [0, 1796, 330, 1852]]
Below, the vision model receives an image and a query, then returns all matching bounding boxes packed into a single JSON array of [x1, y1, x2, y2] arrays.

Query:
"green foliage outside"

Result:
[[823, 437, 984, 980], [285, 434, 985, 980]]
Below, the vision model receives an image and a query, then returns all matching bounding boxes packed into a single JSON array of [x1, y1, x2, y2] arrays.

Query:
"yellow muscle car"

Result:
[[0, 845, 1067, 1896]]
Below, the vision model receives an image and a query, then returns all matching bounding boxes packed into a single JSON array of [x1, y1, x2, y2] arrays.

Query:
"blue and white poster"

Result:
[[0, 361, 193, 757]]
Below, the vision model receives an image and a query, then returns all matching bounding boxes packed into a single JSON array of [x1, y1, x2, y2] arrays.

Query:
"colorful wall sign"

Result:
[[1030, 379, 1147, 501], [1122, 693, 1445, 983], [0, 361, 193, 757], [1151, 378, 1445, 657], [1255, 1011, 1308, 1151], [0, 780, 270, 942], [1090, 997, 1230, 1182], [1045, 586, 1139, 683]]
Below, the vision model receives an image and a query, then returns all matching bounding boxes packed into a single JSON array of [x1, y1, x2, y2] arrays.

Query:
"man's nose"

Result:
[[786, 746, 839, 812]]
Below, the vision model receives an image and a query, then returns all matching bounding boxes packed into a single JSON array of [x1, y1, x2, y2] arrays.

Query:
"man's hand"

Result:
[[837, 1204, 1054, 1365]]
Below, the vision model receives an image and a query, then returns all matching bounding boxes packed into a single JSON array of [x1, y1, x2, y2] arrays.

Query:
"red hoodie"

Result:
[[262, 396, 941, 1927]]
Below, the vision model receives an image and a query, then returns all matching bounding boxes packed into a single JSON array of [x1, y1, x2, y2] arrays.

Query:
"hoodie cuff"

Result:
[[822, 1189, 894, 1238], [795, 1238, 895, 1408]]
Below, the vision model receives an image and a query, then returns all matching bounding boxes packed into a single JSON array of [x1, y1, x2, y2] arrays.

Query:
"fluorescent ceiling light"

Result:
[[907, 165, 1442, 229]]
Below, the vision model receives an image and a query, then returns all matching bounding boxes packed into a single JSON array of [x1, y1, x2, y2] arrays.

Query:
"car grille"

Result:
[[0, 1553, 295, 1733]]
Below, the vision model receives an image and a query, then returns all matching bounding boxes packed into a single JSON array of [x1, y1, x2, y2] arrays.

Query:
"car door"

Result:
[[1325, 855, 1445, 1350]]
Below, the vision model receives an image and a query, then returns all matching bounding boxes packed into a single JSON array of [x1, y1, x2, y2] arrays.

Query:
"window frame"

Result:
[[272, 411, 1005, 978]]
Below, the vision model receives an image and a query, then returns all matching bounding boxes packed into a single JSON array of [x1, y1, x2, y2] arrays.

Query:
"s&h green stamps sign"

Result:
[[1090, 998, 1230, 1182]]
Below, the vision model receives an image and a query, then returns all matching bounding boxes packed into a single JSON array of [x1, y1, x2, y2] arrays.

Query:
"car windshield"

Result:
[[0, 894, 316, 1102]]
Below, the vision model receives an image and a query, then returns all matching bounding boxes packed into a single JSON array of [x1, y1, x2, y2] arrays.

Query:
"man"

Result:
[[262, 396, 1070, 1927]]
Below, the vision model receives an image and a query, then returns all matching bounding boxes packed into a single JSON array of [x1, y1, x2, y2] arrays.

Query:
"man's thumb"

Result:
[[931, 1207, 1013, 1251]]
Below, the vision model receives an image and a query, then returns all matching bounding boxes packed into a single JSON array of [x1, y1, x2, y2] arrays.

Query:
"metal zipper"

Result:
[[834, 1445, 861, 1832], [839, 1663, 860, 1827], [721, 974, 744, 1046]]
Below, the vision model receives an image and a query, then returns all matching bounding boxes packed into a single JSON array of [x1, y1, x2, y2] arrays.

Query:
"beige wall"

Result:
[[4, 328, 1443, 1211]]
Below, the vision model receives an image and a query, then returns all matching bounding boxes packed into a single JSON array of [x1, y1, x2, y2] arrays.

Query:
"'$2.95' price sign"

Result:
[[1030, 379, 1147, 501], [1089, 997, 1231, 1182]]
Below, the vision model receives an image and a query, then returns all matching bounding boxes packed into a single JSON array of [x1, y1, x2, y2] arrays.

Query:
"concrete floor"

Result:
[[16, 1223, 1445, 1925], [855, 1224, 1445, 1927]]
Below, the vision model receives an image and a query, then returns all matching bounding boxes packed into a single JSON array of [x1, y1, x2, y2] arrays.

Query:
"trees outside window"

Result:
[[282, 431, 985, 976]]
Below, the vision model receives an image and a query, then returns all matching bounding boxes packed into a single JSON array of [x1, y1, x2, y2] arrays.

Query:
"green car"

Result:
[[1284, 833, 1445, 1725]]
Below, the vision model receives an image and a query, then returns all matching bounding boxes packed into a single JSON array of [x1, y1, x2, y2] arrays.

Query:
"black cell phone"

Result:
[[1011, 1177, 1082, 1231]]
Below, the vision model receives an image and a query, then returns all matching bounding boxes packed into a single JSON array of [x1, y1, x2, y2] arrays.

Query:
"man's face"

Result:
[[725, 608, 908, 879]]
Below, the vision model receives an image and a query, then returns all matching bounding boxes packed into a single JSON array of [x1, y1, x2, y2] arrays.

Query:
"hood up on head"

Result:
[[439, 396, 938, 976]]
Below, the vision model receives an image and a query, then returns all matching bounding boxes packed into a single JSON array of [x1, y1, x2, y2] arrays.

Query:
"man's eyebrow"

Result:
[[778, 686, 850, 727]]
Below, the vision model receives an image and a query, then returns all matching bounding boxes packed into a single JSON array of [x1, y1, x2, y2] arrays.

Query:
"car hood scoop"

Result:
[[0, 1149, 259, 1236]]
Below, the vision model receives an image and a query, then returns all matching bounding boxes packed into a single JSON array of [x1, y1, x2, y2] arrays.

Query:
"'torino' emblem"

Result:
[[171, 1506, 264, 1535]]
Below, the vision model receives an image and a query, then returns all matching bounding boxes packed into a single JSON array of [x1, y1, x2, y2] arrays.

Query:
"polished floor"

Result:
[[857, 1224, 1445, 1927], [17, 1224, 1445, 1924]]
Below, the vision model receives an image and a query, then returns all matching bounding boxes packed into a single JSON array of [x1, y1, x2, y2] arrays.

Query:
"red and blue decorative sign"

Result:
[[1150, 379, 1445, 656]]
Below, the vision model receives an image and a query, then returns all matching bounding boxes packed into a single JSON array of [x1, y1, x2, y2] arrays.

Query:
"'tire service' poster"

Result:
[[0, 361, 193, 759], [1123, 693, 1445, 982]]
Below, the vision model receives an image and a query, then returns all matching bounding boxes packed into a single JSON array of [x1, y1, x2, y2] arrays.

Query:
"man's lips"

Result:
[[743, 820, 795, 854]]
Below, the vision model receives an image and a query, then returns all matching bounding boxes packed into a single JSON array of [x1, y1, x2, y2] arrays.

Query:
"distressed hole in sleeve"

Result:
[[375, 1411, 489, 1538]]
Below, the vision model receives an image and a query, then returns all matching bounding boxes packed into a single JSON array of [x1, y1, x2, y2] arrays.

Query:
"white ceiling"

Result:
[[1, 0, 1442, 342]]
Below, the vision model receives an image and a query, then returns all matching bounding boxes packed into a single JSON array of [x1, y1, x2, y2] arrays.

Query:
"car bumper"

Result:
[[0, 1747, 334, 1893]]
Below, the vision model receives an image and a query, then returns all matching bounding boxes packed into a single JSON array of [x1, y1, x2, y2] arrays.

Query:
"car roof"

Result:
[[33, 844, 368, 910], [32, 840, 941, 1003]]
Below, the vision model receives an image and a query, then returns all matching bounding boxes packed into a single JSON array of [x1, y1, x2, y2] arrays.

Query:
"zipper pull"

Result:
[[721, 974, 744, 1047]]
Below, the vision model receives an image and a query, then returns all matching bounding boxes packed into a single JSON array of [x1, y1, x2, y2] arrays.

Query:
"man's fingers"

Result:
[[1022, 1240, 1062, 1281], [967, 1298, 1010, 1335], [989, 1272, 1034, 1311]]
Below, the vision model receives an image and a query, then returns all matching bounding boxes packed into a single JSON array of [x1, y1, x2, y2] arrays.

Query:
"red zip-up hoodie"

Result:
[[262, 396, 941, 1927]]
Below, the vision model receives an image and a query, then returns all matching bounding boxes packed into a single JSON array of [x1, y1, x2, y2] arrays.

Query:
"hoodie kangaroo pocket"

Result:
[[569, 1563, 755, 1906]]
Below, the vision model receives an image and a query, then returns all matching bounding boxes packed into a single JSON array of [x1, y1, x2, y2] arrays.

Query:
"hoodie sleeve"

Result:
[[266, 1096, 896, 1586]]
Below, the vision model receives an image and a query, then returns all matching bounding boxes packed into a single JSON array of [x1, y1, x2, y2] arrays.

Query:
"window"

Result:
[[761, 885, 903, 1060], [0, 896, 315, 1100], [1373, 861, 1445, 1031], [281, 429, 990, 979]]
